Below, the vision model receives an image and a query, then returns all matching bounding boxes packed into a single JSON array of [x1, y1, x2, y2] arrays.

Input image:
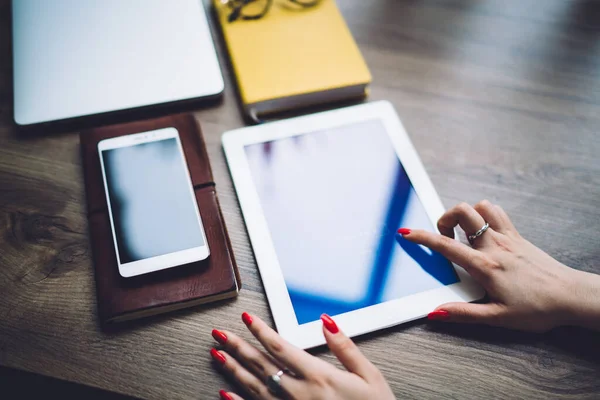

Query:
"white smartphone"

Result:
[[98, 127, 209, 278]]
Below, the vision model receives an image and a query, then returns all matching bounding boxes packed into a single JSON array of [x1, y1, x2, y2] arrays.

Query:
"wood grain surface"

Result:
[[1, 0, 600, 399]]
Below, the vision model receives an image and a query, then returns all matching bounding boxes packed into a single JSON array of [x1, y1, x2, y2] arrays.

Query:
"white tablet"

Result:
[[223, 101, 484, 349]]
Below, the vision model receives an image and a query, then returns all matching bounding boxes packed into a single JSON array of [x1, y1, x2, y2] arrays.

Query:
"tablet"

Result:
[[223, 101, 484, 349]]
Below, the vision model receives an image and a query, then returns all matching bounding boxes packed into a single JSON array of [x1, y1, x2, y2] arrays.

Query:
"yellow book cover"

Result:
[[213, 0, 372, 120]]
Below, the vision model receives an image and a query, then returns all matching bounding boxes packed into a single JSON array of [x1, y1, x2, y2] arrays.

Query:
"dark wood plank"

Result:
[[1, 0, 599, 399], [0, 366, 139, 400]]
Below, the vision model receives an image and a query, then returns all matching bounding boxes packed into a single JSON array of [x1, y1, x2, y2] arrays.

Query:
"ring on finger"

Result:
[[266, 369, 286, 396], [468, 222, 490, 245]]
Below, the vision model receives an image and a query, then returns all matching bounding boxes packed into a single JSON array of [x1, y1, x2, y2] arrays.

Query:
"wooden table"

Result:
[[1, 0, 599, 399]]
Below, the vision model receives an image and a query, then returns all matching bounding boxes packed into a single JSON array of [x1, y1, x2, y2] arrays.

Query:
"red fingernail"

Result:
[[242, 312, 253, 326], [219, 390, 233, 400], [210, 348, 226, 365], [427, 310, 450, 320], [212, 329, 227, 345], [397, 228, 411, 235], [321, 314, 339, 334]]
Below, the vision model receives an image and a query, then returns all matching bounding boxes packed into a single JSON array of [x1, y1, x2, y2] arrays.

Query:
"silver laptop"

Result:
[[12, 0, 224, 126]]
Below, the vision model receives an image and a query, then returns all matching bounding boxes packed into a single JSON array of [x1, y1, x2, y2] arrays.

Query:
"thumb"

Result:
[[428, 302, 504, 325], [320, 314, 380, 381]]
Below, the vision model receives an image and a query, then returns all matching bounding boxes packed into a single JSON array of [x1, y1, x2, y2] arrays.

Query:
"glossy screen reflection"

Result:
[[244, 120, 459, 324], [102, 138, 204, 264]]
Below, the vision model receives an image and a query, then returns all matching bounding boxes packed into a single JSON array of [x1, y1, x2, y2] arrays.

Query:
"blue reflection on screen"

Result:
[[244, 120, 458, 325], [102, 137, 203, 264]]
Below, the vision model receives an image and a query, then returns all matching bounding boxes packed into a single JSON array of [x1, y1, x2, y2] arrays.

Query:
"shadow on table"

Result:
[[306, 315, 600, 368], [0, 366, 139, 400], [425, 322, 600, 365]]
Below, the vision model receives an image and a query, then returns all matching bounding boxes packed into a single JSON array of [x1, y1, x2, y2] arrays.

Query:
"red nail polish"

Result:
[[320, 314, 339, 334], [397, 228, 411, 235], [210, 348, 226, 365], [427, 310, 450, 320], [212, 329, 227, 345], [242, 312, 253, 326], [219, 390, 233, 400]]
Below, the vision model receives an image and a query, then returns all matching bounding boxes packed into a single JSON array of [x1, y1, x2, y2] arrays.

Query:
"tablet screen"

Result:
[[245, 119, 459, 325]]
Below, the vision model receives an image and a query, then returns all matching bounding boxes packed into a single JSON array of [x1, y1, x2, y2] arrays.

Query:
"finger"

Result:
[[400, 229, 488, 276], [428, 302, 504, 325], [494, 205, 518, 233], [437, 202, 487, 242], [212, 348, 276, 400], [242, 313, 321, 378], [215, 329, 302, 393], [473, 200, 506, 233], [220, 391, 245, 400], [320, 314, 381, 381]]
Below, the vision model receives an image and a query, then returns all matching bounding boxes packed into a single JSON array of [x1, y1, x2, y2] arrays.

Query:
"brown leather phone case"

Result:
[[80, 114, 240, 325]]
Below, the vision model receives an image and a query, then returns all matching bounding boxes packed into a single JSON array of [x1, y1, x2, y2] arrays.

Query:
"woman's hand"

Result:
[[211, 313, 395, 400], [399, 200, 600, 332]]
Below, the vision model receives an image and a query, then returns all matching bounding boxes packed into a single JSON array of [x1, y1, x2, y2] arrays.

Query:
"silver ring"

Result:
[[468, 222, 489, 244], [266, 369, 285, 396]]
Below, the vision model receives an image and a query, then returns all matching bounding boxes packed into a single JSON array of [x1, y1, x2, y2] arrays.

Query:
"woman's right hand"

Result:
[[398, 200, 600, 333]]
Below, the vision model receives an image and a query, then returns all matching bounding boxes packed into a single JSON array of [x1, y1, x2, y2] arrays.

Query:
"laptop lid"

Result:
[[12, 0, 224, 126]]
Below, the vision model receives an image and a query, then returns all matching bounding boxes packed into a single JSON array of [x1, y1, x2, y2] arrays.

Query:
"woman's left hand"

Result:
[[210, 312, 395, 400]]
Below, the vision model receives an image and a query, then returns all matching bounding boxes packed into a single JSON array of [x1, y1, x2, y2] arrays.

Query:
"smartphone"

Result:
[[98, 127, 209, 278]]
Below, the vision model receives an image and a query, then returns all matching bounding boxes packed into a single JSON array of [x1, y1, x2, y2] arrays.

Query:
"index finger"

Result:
[[399, 229, 488, 276], [241, 312, 322, 378]]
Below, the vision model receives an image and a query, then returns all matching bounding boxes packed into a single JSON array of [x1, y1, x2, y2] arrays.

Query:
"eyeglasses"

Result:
[[223, 0, 321, 23]]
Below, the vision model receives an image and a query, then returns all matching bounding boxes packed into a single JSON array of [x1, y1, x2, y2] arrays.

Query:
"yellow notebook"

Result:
[[213, 0, 372, 121]]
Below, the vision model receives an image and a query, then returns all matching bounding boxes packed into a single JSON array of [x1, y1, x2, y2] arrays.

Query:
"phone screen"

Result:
[[101, 137, 204, 264]]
